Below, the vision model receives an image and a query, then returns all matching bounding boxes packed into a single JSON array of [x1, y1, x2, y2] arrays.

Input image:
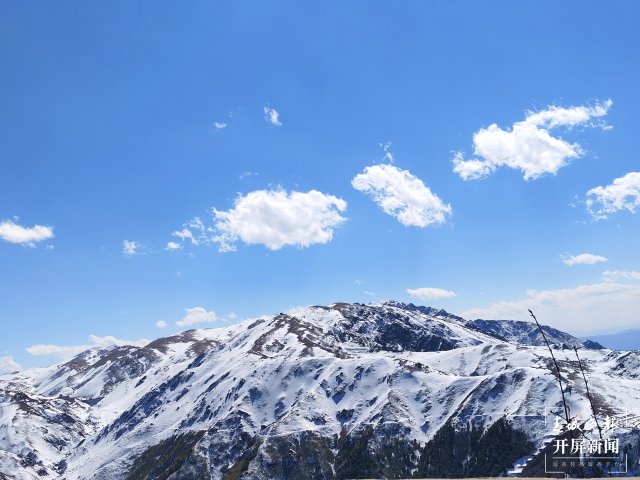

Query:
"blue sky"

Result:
[[1, 1, 639, 370]]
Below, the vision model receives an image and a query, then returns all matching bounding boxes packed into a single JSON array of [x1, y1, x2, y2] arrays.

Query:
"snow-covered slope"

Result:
[[0, 302, 637, 479]]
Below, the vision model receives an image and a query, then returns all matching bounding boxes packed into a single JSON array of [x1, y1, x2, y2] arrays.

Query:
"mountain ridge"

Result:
[[0, 301, 636, 479]]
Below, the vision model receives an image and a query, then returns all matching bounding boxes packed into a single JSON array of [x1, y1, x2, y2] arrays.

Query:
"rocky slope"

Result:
[[0, 302, 637, 479]]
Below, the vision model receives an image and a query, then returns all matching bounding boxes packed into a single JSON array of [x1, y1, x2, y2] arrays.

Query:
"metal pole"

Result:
[[528, 309, 570, 423], [573, 346, 603, 440]]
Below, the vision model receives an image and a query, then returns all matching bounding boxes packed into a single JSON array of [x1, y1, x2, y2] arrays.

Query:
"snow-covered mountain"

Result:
[[0, 302, 638, 479]]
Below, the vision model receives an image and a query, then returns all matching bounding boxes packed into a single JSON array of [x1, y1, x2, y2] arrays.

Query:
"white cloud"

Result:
[[26, 335, 149, 361], [226, 312, 238, 320], [562, 253, 608, 266], [453, 99, 612, 181], [586, 171, 640, 219], [88, 335, 148, 348], [352, 164, 452, 227], [0, 356, 21, 373], [176, 307, 217, 327], [122, 240, 142, 256], [407, 287, 456, 300], [0, 220, 54, 246], [172, 218, 209, 247], [172, 228, 198, 245], [239, 171, 257, 180], [156, 320, 168, 329], [212, 189, 347, 251], [26, 344, 88, 361], [166, 241, 182, 251], [603, 270, 640, 281], [264, 106, 282, 126], [213, 122, 227, 130], [460, 279, 640, 331]]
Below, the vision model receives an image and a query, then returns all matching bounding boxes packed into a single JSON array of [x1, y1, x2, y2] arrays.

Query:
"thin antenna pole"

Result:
[[573, 346, 603, 440], [528, 309, 570, 423]]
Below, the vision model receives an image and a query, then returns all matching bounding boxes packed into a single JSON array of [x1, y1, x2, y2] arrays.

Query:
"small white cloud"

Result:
[[460, 279, 640, 331], [407, 287, 456, 300], [88, 335, 149, 348], [603, 270, 640, 281], [176, 307, 217, 327], [364, 290, 376, 296], [172, 228, 198, 246], [171, 218, 209, 247], [562, 253, 608, 266], [122, 240, 142, 256], [453, 99, 612, 181], [0, 220, 54, 246], [379, 141, 394, 163], [352, 164, 452, 227], [156, 320, 168, 329], [212, 189, 347, 251], [0, 356, 21, 373], [586, 171, 640, 220], [26, 335, 148, 361], [166, 241, 182, 251], [226, 312, 238, 320], [264, 106, 282, 126], [213, 121, 227, 130], [26, 344, 88, 360], [239, 171, 257, 180]]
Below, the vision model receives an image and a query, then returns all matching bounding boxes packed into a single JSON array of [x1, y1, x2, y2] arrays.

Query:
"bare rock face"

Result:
[[0, 301, 637, 479]]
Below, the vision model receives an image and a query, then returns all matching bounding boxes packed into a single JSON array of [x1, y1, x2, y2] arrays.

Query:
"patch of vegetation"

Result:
[[126, 430, 206, 480]]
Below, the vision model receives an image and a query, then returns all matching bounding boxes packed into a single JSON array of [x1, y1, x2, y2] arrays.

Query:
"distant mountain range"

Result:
[[583, 328, 640, 351], [1, 301, 638, 479]]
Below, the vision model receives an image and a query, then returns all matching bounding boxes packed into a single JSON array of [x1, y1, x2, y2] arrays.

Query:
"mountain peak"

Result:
[[0, 301, 631, 479]]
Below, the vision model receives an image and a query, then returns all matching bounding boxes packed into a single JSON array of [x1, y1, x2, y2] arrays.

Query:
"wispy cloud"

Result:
[[264, 106, 282, 126], [172, 226, 200, 246], [0, 219, 54, 246], [156, 320, 168, 329], [239, 171, 257, 180], [379, 141, 394, 163], [88, 335, 148, 348], [407, 287, 456, 300], [212, 188, 347, 251], [26, 344, 88, 361], [0, 356, 21, 373], [562, 253, 608, 266], [122, 240, 143, 256], [213, 121, 227, 130], [460, 277, 640, 331], [453, 99, 612, 181], [26, 335, 149, 361], [603, 270, 640, 281], [176, 307, 217, 327], [586, 171, 640, 220], [352, 164, 452, 227]]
